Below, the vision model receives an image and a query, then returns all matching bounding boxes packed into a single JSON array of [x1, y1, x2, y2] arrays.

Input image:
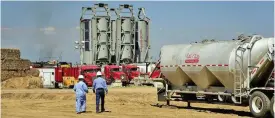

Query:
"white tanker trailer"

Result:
[[155, 35, 274, 118]]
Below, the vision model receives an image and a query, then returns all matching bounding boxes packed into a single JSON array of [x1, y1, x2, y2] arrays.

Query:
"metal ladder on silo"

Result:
[[234, 46, 246, 104]]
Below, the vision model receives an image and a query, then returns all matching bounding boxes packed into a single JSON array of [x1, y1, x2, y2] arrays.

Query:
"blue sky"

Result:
[[1, 1, 274, 63]]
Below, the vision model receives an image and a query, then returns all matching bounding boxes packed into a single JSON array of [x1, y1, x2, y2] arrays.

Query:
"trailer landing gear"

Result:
[[166, 100, 170, 106], [187, 102, 191, 108]]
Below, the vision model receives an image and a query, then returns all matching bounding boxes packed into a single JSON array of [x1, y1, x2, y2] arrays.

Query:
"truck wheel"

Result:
[[249, 91, 271, 118], [122, 81, 127, 87], [271, 96, 274, 117], [54, 82, 59, 89]]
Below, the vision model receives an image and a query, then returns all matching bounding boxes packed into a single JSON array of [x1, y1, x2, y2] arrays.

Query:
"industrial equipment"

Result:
[[91, 3, 112, 64], [155, 35, 274, 118], [114, 4, 136, 64], [76, 3, 151, 66], [31, 61, 71, 68], [136, 7, 151, 63]]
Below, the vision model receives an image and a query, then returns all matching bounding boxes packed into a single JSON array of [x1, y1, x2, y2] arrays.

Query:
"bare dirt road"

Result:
[[1, 87, 252, 118]]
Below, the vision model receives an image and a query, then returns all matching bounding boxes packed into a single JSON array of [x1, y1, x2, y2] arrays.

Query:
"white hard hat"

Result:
[[78, 75, 84, 79], [96, 71, 102, 76]]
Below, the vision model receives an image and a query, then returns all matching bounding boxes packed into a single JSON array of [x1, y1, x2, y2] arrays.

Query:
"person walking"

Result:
[[73, 75, 89, 114], [93, 71, 108, 113]]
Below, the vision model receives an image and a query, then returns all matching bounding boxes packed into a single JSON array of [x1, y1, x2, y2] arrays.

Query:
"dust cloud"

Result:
[[28, 2, 59, 61]]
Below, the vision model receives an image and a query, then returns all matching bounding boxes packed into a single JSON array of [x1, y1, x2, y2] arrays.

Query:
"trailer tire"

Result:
[[249, 91, 271, 118], [270, 96, 274, 117]]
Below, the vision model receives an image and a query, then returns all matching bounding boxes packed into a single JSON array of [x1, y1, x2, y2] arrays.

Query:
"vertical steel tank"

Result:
[[160, 36, 274, 90], [137, 20, 149, 62], [121, 18, 134, 61], [80, 19, 93, 64], [110, 20, 116, 56], [97, 18, 109, 61]]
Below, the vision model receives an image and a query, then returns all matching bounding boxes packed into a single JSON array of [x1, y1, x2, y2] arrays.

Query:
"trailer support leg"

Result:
[[166, 100, 170, 106], [187, 102, 191, 108]]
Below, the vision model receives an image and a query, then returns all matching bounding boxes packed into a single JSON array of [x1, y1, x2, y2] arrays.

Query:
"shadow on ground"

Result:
[[151, 104, 253, 117]]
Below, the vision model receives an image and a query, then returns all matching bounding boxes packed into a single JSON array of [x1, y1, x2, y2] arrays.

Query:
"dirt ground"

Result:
[[1, 87, 253, 118]]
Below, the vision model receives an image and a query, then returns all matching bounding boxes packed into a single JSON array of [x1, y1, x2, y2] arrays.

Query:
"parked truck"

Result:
[[54, 65, 101, 88], [103, 65, 128, 86], [155, 35, 274, 118], [122, 64, 140, 83], [79, 65, 101, 86]]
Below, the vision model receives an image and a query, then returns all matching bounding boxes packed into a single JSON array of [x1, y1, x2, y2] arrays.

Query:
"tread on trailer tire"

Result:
[[249, 91, 271, 118], [271, 96, 274, 117]]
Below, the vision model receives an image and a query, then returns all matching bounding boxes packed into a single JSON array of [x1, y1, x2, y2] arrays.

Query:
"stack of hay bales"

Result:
[[1, 48, 40, 82]]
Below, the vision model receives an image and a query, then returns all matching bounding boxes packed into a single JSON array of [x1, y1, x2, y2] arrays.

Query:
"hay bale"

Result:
[[26, 69, 40, 77], [1, 70, 28, 82], [1, 59, 31, 70], [1, 69, 39, 82], [1, 48, 20, 60], [1, 76, 43, 89]]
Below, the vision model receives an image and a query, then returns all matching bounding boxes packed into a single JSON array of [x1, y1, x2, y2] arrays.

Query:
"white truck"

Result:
[[155, 35, 274, 118]]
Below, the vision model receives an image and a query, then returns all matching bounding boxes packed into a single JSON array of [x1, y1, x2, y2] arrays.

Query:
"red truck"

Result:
[[79, 65, 101, 86], [122, 64, 141, 83], [103, 65, 128, 86], [54, 65, 101, 88]]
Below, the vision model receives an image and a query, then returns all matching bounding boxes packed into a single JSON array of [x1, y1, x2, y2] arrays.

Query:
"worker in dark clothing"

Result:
[[93, 71, 108, 113]]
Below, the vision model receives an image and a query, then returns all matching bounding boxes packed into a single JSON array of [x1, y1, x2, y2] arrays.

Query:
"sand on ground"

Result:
[[1, 87, 252, 118]]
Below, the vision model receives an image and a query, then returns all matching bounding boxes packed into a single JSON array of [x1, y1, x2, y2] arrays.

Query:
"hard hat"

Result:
[[96, 71, 102, 76], [78, 75, 84, 79]]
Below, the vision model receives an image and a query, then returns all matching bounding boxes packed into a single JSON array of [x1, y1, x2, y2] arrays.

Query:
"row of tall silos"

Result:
[[78, 3, 150, 65]]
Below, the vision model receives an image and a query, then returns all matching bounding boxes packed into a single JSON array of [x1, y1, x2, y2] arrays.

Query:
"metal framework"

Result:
[[76, 3, 151, 65], [115, 4, 136, 65], [75, 7, 93, 65], [91, 3, 111, 65]]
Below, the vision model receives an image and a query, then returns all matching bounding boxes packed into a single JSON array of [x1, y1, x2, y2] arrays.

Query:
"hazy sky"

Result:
[[1, 1, 274, 63]]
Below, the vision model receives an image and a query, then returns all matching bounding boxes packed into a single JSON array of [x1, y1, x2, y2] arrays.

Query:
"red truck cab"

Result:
[[104, 65, 128, 85], [122, 64, 140, 82], [80, 65, 101, 87]]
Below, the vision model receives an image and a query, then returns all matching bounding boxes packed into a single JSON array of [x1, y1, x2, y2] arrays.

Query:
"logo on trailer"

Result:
[[185, 53, 200, 63]]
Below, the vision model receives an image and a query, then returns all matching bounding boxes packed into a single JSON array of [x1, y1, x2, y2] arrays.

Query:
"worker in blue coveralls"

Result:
[[73, 75, 88, 114], [93, 71, 108, 113]]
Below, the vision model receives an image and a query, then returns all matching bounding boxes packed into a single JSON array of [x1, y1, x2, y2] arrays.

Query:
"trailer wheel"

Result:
[[270, 96, 274, 117], [249, 91, 271, 118]]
